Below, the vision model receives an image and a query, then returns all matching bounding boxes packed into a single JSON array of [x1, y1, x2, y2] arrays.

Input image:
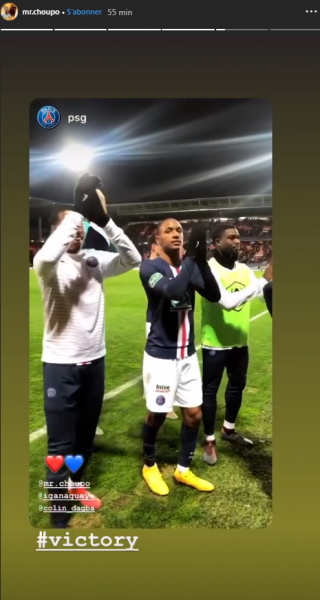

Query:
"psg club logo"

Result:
[[37, 106, 61, 130], [156, 395, 166, 406]]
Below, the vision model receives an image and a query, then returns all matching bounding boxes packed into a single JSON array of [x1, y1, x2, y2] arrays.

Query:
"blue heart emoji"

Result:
[[65, 455, 84, 473]]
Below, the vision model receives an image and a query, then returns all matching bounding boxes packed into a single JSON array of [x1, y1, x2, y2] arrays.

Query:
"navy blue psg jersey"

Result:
[[146, 304, 152, 324], [140, 256, 220, 360]]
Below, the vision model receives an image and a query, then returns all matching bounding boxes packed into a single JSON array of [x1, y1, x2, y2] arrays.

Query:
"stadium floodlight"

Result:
[[58, 144, 93, 172]]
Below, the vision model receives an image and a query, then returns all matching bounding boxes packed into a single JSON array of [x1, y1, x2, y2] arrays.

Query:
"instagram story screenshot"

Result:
[[1, 3, 319, 599]]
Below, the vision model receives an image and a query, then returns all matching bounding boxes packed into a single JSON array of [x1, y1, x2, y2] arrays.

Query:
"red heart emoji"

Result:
[[45, 455, 65, 473]]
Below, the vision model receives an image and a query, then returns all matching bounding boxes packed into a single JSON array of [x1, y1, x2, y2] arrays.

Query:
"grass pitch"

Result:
[[29, 269, 272, 529]]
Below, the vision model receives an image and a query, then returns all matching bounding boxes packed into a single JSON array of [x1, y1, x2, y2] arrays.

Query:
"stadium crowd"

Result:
[[125, 218, 272, 264], [126, 217, 272, 244], [30, 217, 272, 266]]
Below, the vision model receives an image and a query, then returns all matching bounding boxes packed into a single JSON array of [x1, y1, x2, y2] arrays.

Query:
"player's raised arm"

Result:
[[96, 217, 142, 278], [191, 263, 222, 302], [33, 210, 84, 282], [204, 255, 269, 311], [74, 174, 141, 277], [140, 257, 196, 300], [221, 262, 271, 308], [248, 267, 269, 297], [187, 224, 221, 303], [213, 265, 262, 310]]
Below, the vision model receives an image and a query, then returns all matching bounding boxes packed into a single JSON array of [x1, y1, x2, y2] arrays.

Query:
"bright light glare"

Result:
[[58, 144, 93, 172]]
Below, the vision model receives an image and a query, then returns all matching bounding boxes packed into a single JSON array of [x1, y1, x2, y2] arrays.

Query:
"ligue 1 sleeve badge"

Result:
[[37, 106, 61, 130]]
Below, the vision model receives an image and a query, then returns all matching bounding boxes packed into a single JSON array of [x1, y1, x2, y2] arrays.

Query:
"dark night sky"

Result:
[[29, 99, 272, 205]]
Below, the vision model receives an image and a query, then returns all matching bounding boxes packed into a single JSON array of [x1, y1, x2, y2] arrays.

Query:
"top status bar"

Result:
[[0, 2, 320, 33]]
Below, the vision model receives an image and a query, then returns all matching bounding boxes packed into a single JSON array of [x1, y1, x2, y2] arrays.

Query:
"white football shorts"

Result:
[[143, 351, 202, 412]]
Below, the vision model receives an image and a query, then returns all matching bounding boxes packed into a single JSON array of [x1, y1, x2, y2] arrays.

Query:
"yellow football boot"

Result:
[[174, 468, 214, 492], [142, 464, 169, 496]]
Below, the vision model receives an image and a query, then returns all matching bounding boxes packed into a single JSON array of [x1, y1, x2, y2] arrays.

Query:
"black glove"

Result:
[[187, 223, 207, 265], [74, 172, 102, 213], [76, 172, 103, 196], [83, 189, 110, 228], [74, 173, 109, 228]]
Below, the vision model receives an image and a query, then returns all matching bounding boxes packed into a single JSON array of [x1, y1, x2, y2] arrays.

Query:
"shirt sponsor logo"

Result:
[[155, 385, 170, 393], [156, 395, 166, 406], [148, 272, 163, 288]]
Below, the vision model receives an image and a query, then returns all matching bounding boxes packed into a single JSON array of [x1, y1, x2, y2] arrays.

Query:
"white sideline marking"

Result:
[[29, 310, 268, 443]]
